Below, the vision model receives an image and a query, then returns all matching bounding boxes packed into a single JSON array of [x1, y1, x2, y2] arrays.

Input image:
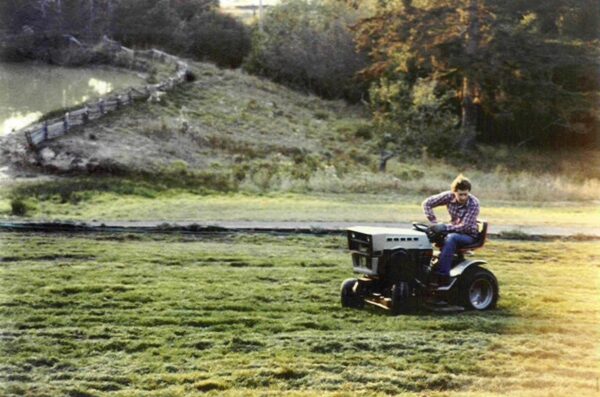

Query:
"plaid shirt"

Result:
[[422, 191, 480, 237]]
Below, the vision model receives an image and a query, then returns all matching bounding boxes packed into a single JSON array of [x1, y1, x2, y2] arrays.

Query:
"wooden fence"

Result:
[[22, 36, 190, 149]]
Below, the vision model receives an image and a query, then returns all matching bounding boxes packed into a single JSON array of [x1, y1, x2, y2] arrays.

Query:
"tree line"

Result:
[[1, 0, 598, 151], [354, 0, 600, 151], [246, 0, 599, 151], [0, 0, 250, 67]]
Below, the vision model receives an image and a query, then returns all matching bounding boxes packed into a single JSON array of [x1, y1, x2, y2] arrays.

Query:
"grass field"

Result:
[[1, 232, 598, 396], [2, 189, 599, 232]]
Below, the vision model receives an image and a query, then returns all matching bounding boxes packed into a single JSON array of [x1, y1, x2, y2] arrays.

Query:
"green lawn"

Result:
[[1, 191, 599, 230], [1, 232, 598, 396]]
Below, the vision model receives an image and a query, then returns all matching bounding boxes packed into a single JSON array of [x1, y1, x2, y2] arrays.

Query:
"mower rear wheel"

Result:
[[390, 281, 411, 315], [458, 266, 498, 310], [341, 278, 364, 308]]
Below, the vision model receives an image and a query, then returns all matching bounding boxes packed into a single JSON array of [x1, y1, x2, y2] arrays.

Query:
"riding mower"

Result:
[[340, 222, 498, 314]]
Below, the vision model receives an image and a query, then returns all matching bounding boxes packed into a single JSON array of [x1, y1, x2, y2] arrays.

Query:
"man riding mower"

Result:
[[340, 175, 499, 314]]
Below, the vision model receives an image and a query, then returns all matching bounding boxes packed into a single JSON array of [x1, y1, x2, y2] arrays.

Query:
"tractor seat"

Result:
[[457, 221, 488, 253]]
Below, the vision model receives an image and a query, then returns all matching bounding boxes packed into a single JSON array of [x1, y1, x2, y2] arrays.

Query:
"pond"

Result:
[[0, 62, 143, 136]]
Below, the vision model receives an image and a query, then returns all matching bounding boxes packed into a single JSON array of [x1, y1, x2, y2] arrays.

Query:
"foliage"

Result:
[[112, 0, 251, 68], [183, 11, 251, 68], [0, 0, 250, 68], [354, 0, 600, 148], [369, 76, 460, 157], [9, 197, 30, 216], [244, 0, 369, 101]]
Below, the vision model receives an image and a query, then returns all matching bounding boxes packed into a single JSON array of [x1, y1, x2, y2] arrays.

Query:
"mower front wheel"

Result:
[[390, 281, 411, 315], [340, 278, 364, 308]]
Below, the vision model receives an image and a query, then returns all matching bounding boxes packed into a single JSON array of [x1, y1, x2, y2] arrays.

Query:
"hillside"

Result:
[[1, 61, 366, 180], [0, 60, 599, 223]]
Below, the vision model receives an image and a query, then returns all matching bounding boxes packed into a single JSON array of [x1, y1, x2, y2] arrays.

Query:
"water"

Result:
[[0, 62, 143, 136]]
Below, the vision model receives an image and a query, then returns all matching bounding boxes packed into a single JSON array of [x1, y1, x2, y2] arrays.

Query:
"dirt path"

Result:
[[1, 220, 598, 238]]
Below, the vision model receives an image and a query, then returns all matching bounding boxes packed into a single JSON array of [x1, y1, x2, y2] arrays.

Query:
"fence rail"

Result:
[[21, 36, 190, 149]]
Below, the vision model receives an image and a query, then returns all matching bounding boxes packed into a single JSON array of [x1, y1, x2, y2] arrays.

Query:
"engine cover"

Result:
[[347, 226, 432, 276]]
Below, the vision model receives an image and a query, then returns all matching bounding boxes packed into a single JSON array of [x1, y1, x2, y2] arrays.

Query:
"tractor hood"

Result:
[[347, 226, 425, 237], [347, 226, 431, 252]]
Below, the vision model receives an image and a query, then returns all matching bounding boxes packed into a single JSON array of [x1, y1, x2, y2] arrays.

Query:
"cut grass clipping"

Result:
[[0, 233, 599, 396]]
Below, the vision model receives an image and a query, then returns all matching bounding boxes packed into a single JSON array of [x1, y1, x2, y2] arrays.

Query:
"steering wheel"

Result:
[[412, 222, 430, 233]]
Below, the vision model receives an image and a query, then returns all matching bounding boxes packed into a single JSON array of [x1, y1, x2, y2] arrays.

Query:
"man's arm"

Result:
[[421, 191, 453, 224], [446, 199, 480, 234]]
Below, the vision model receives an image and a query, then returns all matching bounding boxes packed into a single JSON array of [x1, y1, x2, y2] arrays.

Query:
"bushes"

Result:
[[10, 197, 27, 216], [369, 77, 460, 158], [244, 0, 369, 101], [10, 197, 36, 217], [183, 11, 251, 68], [1, 0, 249, 68], [112, 0, 251, 68]]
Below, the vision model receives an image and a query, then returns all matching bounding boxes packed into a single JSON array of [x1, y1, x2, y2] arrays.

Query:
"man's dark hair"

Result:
[[451, 174, 471, 191]]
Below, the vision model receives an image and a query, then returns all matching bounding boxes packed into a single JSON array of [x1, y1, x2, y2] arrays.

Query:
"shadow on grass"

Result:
[[360, 303, 515, 335]]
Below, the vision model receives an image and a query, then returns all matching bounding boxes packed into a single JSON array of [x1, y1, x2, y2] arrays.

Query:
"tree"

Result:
[[185, 10, 251, 68], [355, 0, 600, 149], [1, 0, 249, 68], [244, 0, 369, 101]]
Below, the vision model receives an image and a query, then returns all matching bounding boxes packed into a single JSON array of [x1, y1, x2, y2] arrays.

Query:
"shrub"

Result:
[[370, 77, 460, 157], [244, 0, 369, 101], [10, 197, 32, 216], [183, 11, 251, 68]]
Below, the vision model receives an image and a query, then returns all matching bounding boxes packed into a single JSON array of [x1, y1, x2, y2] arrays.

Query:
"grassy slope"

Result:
[[1, 233, 599, 396], [1, 60, 599, 224]]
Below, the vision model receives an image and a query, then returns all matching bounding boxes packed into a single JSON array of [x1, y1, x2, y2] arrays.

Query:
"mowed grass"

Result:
[[0, 232, 599, 396], [2, 190, 599, 230]]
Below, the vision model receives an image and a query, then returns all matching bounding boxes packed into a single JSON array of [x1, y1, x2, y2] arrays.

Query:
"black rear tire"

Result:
[[390, 281, 411, 315], [341, 278, 364, 308], [457, 266, 499, 310]]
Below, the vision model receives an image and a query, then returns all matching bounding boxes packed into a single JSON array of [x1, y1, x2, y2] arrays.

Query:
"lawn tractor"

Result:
[[341, 222, 498, 314]]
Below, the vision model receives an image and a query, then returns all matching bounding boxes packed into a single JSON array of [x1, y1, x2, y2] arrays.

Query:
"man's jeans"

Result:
[[437, 233, 477, 276]]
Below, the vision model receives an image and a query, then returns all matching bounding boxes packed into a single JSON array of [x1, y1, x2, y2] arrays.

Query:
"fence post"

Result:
[[63, 112, 69, 134], [43, 121, 48, 141], [130, 49, 135, 69], [25, 130, 34, 148], [99, 99, 105, 114]]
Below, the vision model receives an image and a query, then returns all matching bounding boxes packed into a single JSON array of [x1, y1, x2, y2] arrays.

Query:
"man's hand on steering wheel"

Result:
[[428, 223, 448, 235]]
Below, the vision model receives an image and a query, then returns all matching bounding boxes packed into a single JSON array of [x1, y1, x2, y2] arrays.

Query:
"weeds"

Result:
[[9, 197, 29, 216]]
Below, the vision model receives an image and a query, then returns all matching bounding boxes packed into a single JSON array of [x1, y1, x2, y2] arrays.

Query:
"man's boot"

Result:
[[428, 272, 450, 288]]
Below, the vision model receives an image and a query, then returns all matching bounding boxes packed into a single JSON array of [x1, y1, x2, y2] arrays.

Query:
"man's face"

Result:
[[454, 189, 469, 205]]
